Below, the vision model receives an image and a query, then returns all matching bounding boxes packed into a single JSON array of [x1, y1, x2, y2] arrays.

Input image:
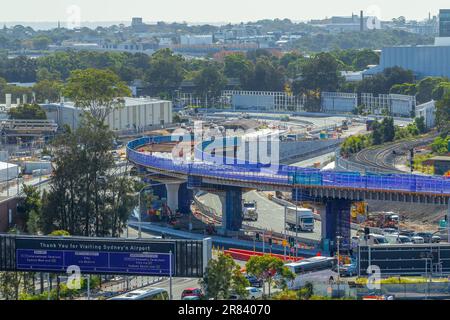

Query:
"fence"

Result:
[[127, 137, 450, 197]]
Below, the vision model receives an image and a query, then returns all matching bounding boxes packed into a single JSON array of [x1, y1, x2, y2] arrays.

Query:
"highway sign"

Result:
[[0, 235, 211, 277]]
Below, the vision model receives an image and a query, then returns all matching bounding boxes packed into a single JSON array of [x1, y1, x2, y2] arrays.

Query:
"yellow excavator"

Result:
[[351, 202, 367, 223]]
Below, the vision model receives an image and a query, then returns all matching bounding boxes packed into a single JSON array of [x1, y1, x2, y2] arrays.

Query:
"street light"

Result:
[[336, 235, 343, 297]]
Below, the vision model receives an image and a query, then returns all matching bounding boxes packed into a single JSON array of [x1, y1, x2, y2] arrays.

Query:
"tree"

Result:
[[245, 255, 294, 297], [40, 115, 136, 237], [33, 80, 62, 103], [63, 68, 131, 123], [295, 52, 343, 94], [16, 184, 42, 234], [31, 36, 51, 50], [223, 53, 254, 88], [194, 64, 227, 98], [416, 77, 447, 104], [246, 56, 285, 91], [147, 49, 185, 92], [200, 253, 249, 300], [436, 92, 450, 133], [414, 116, 427, 134], [8, 103, 47, 120], [380, 117, 395, 143]]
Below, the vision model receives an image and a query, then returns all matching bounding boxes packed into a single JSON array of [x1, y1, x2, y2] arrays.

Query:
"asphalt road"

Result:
[[198, 190, 323, 241]]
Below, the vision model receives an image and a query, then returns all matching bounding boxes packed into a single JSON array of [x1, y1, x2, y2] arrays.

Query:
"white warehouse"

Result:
[[42, 97, 173, 133], [0, 162, 19, 183]]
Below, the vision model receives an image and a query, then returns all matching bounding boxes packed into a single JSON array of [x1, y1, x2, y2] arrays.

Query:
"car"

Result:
[[181, 288, 204, 299], [339, 264, 357, 277], [415, 232, 440, 243], [182, 295, 201, 301], [245, 275, 263, 288], [245, 287, 263, 300], [432, 235, 441, 243], [411, 236, 425, 244], [383, 228, 398, 235], [399, 230, 415, 238]]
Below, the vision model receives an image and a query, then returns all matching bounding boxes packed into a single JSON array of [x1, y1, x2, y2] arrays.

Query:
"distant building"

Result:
[[363, 45, 450, 79], [415, 100, 436, 129], [360, 93, 416, 117], [439, 9, 450, 37], [222, 90, 305, 112], [41, 97, 173, 133], [321, 92, 358, 113], [180, 35, 213, 46]]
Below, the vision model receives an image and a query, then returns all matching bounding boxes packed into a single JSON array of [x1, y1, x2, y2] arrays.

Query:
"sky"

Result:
[[0, 0, 448, 24]]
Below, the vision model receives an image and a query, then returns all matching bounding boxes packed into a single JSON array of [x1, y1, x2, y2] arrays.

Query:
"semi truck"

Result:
[[285, 207, 315, 232], [242, 201, 258, 221]]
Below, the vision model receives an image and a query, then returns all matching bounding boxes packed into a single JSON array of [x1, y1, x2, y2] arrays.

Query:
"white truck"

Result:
[[285, 207, 315, 232], [242, 201, 258, 221]]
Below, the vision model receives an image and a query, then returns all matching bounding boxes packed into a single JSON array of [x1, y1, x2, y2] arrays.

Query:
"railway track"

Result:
[[351, 136, 437, 174]]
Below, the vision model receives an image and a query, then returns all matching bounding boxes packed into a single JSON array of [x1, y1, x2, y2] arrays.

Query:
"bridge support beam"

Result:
[[178, 183, 193, 214], [166, 183, 181, 214], [323, 198, 352, 255], [219, 187, 243, 232]]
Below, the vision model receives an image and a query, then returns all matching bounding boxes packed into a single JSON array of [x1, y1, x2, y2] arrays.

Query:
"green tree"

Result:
[[247, 56, 285, 91], [147, 49, 185, 92], [416, 77, 447, 104], [380, 117, 395, 143], [436, 92, 450, 133], [414, 116, 427, 134], [8, 103, 47, 120], [194, 63, 227, 98], [294, 52, 343, 94], [63, 68, 131, 123], [16, 184, 42, 234], [33, 80, 62, 103], [246, 255, 294, 297], [200, 253, 250, 300], [223, 53, 254, 88], [40, 115, 135, 236]]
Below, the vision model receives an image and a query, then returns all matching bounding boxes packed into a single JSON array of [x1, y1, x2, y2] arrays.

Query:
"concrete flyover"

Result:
[[127, 135, 450, 254]]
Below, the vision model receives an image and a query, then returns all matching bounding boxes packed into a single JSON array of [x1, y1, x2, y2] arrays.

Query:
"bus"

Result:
[[284, 257, 336, 290], [109, 288, 169, 300]]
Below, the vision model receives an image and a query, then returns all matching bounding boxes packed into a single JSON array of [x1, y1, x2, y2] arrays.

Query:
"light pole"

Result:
[[336, 235, 343, 297]]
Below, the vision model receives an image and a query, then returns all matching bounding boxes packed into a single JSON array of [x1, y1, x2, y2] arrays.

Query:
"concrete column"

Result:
[[166, 183, 181, 213], [178, 183, 193, 214], [324, 199, 352, 255], [219, 187, 243, 232]]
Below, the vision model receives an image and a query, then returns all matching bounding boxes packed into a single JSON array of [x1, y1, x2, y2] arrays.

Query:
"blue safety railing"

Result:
[[127, 136, 450, 196]]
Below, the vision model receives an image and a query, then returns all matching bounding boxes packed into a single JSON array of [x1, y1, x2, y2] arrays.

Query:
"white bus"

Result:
[[109, 288, 169, 300], [284, 257, 336, 290]]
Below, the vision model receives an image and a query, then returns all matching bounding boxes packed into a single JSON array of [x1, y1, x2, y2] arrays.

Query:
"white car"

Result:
[[246, 287, 263, 300], [411, 236, 425, 244]]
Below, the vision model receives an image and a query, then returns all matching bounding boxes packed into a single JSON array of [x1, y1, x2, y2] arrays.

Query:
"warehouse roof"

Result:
[[0, 162, 18, 170]]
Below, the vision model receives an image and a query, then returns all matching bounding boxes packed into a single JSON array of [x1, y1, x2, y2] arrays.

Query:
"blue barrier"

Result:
[[127, 136, 450, 196]]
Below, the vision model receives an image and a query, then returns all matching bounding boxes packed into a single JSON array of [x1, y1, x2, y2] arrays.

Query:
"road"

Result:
[[198, 190, 323, 241]]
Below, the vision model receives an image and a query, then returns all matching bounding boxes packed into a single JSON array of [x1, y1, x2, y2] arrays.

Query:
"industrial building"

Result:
[[363, 45, 450, 79], [222, 90, 306, 112], [321, 92, 358, 113], [0, 162, 19, 183], [415, 100, 436, 129], [360, 93, 416, 117], [42, 97, 173, 133]]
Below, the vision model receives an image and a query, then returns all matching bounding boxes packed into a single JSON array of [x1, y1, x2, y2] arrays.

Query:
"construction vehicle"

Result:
[[242, 200, 258, 221], [351, 202, 368, 223]]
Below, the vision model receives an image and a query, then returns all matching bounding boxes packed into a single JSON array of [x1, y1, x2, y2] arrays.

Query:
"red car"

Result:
[[181, 288, 204, 299]]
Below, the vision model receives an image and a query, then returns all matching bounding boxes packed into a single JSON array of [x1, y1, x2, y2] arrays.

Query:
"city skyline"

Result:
[[0, 0, 447, 26]]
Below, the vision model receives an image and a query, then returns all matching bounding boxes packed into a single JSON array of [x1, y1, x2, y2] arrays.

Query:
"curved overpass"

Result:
[[127, 136, 450, 205]]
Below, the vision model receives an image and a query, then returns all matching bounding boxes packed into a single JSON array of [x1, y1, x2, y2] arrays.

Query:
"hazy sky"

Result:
[[0, 0, 447, 23]]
